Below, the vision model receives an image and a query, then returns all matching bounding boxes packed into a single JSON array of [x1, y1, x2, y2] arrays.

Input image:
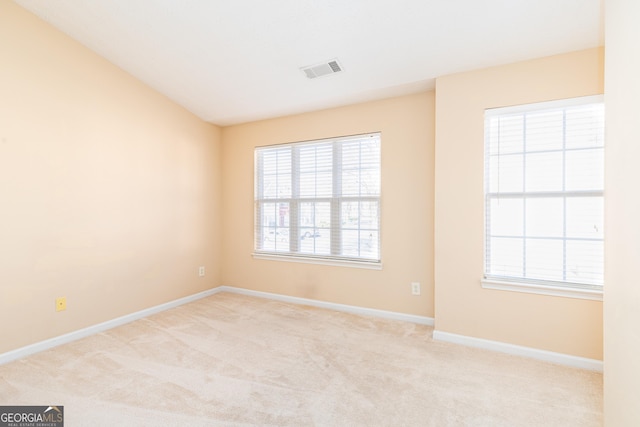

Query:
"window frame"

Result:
[[253, 133, 382, 269], [481, 95, 604, 300]]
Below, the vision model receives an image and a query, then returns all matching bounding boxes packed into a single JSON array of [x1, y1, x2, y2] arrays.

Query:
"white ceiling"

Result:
[[13, 0, 604, 126]]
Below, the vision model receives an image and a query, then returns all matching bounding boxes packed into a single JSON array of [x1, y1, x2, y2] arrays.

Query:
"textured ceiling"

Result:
[[13, 0, 604, 126]]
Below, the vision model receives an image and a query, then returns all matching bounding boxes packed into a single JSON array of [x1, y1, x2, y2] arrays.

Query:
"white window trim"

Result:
[[483, 95, 605, 299], [481, 278, 603, 301], [484, 95, 603, 117], [254, 132, 382, 266], [252, 252, 383, 270]]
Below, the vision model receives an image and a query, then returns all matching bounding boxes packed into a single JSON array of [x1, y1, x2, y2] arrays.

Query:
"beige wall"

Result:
[[2, 0, 612, 371], [434, 48, 604, 360], [0, 1, 222, 353], [222, 93, 435, 316], [604, 0, 640, 424]]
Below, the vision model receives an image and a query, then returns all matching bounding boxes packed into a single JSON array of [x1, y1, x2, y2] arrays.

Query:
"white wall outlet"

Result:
[[411, 282, 421, 296], [198, 266, 205, 277]]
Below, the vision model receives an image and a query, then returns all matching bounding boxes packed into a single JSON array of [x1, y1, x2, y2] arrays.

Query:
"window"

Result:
[[254, 133, 381, 266], [483, 96, 604, 298]]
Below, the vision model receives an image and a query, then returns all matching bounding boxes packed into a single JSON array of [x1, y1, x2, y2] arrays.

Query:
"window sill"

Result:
[[481, 278, 603, 301], [252, 252, 383, 270]]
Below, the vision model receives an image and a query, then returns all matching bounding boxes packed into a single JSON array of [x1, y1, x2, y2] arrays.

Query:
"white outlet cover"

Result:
[[411, 282, 421, 295]]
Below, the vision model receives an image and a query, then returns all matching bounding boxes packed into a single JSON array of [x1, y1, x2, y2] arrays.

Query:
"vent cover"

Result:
[[301, 59, 343, 79]]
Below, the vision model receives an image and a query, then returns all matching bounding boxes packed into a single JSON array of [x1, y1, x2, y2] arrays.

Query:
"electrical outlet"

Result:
[[55, 297, 67, 312], [198, 266, 205, 277], [411, 282, 421, 296]]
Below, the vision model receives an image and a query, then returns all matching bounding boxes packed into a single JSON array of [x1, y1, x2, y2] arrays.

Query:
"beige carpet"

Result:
[[0, 292, 602, 426]]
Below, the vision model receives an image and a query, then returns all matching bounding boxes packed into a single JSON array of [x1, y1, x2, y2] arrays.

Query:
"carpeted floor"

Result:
[[0, 292, 602, 426]]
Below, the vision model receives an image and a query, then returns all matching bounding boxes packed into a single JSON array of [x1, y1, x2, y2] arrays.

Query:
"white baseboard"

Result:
[[218, 285, 435, 326], [0, 287, 223, 366], [432, 330, 603, 372], [1, 285, 599, 373], [1, 286, 432, 366], [0, 286, 603, 372]]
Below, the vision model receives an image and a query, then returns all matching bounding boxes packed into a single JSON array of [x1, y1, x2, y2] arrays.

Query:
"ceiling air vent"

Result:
[[301, 59, 343, 79]]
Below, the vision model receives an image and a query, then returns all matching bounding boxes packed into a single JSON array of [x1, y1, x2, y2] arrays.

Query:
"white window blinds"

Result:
[[255, 133, 381, 264], [484, 96, 604, 290]]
